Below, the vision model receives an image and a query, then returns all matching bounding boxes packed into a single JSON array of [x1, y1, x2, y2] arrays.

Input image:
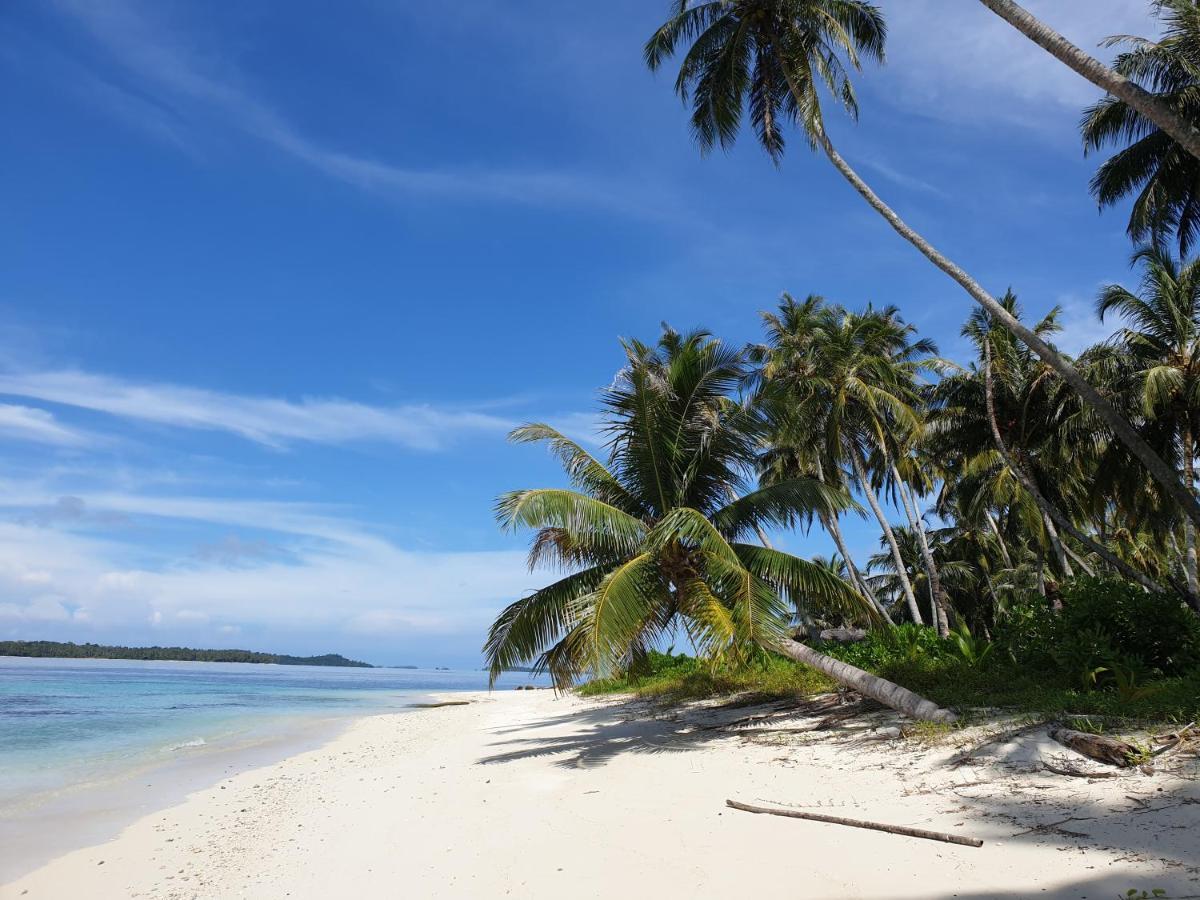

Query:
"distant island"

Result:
[[0, 640, 372, 668]]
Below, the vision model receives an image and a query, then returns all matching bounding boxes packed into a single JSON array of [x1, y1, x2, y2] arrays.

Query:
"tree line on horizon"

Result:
[[481, 0, 1200, 719], [0, 640, 373, 668]]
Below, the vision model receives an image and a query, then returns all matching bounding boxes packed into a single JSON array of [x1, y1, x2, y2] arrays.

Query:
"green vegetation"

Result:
[[480, 0, 1200, 725], [0, 640, 372, 668], [579, 607, 1200, 726], [577, 650, 835, 702]]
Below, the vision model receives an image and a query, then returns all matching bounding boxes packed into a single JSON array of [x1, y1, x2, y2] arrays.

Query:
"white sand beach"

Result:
[[5, 690, 1198, 900]]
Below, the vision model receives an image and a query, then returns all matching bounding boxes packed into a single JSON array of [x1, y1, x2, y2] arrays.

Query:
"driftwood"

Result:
[[408, 700, 471, 708], [1049, 725, 1138, 767], [1042, 760, 1121, 779], [1150, 721, 1195, 759], [725, 799, 984, 848]]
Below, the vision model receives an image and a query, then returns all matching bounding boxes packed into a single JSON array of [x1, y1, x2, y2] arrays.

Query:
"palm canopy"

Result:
[[752, 294, 939, 481], [1099, 245, 1200, 428], [644, 0, 885, 160], [484, 327, 867, 688], [1082, 0, 1200, 254]]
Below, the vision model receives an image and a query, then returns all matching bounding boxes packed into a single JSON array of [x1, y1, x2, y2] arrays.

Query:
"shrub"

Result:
[[815, 622, 947, 670], [1058, 577, 1200, 675], [995, 577, 1200, 677]]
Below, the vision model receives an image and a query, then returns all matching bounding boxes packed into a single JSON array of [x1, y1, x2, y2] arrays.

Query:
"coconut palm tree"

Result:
[[1082, 1, 1200, 254], [484, 326, 956, 722], [752, 294, 939, 625], [928, 293, 1170, 596], [978, 0, 1200, 164], [643, 0, 1200, 530], [1098, 245, 1200, 608]]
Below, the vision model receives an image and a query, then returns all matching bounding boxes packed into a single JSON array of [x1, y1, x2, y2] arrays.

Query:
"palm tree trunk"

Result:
[[802, 125, 1200, 533], [1183, 425, 1200, 610], [983, 342, 1168, 594], [975, 0, 1200, 164], [892, 465, 950, 636], [823, 511, 893, 624], [775, 639, 956, 723], [984, 511, 1014, 569], [1041, 509, 1075, 580], [1061, 539, 1096, 578], [850, 447, 925, 625]]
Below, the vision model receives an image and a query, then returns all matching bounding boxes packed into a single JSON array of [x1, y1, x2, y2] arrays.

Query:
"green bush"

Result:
[[814, 623, 948, 670], [1057, 577, 1200, 675], [995, 577, 1200, 677]]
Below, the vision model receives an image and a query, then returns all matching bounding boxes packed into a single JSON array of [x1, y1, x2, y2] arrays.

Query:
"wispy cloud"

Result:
[[0, 403, 90, 447], [46, 0, 678, 221], [855, 156, 948, 198], [0, 369, 515, 450]]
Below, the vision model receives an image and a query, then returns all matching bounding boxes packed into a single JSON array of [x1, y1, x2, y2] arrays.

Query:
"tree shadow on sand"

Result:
[[477, 693, 873, 769], [477, 693, 1200, 891]]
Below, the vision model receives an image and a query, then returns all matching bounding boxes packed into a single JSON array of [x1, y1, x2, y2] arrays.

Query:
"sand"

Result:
[[4, 690, 1198, 900]]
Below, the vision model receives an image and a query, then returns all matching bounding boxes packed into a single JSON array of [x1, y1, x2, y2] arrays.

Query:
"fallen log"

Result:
[[725, 799, 983, 848], [408, 700, 471, 708], [1049, 725, 1138, 767]]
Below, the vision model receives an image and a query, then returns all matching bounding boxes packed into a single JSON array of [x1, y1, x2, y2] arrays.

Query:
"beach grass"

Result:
[[579, 649, 1200, 727]]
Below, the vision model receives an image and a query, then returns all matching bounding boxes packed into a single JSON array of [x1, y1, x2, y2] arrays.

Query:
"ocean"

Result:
[[0, 656, 545, 879]]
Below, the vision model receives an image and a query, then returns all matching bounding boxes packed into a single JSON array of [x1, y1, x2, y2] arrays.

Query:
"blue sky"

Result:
[[0, 0, 1153, 665]]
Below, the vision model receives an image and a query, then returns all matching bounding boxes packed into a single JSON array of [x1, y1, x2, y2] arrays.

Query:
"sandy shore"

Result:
[[5, 690, 1198, 899]]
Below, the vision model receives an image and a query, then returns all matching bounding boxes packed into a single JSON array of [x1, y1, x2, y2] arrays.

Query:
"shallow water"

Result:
[[0, 656, 544, 879]]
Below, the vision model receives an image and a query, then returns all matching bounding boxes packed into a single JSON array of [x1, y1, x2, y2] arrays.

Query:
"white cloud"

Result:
[[0, 369, 514, 450], [1051, 292, 1121, 356], [0, 495, 538, 652], [880, 1, 1160, 133], [0, 403, 90, 446]]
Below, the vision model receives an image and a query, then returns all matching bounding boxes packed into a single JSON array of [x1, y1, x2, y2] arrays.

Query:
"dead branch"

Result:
[[725, 799, 984, 848]]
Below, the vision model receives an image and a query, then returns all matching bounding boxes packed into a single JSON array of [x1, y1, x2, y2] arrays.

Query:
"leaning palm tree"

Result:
[[1082, 0, 1200, 254], [484, 326, 956, 722], [1099, 245, 1200, 608], [644, 0, 1200, 530], [978, 0, 1200, 164]]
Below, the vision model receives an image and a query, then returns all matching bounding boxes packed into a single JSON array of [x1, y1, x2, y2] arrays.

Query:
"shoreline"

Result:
[[6, 690, 1198, 899], [1, 708, 369, 884]]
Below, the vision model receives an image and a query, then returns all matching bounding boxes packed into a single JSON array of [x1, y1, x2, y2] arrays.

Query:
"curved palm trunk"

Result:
[[984, 511, 1014, 569], [1183, 426, 1200, 610], [891, 465, 950, 636], [802, 126, 1200, 533], [1040, 509, 1074, 579], [775, 639, 956, 723], [850, 448, 924, 625], [823, 510, 893, 624], [983, 345, 1166, 595], [976, 0, 1200, 164]]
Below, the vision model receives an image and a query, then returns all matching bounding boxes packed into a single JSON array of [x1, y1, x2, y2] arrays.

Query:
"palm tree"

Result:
[[890, 454, 951, 635], [1082, 1, 1200, 254], [753, 294, 938, 625], [755, 437, 894, 623], [1099, 245, 1200, 608], [644, 0, 1200, 531], [929, 293, 1170, 596], [977, 0, 1200, 164], [484, 326, 956, 722]]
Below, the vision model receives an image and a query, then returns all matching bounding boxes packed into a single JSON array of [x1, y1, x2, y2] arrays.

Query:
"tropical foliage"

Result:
[[484, 329, 867, 688], [482, 0, 1200, 721]]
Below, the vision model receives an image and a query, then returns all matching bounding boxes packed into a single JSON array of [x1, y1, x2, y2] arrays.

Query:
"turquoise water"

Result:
[[0, 656, 538, 810]]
